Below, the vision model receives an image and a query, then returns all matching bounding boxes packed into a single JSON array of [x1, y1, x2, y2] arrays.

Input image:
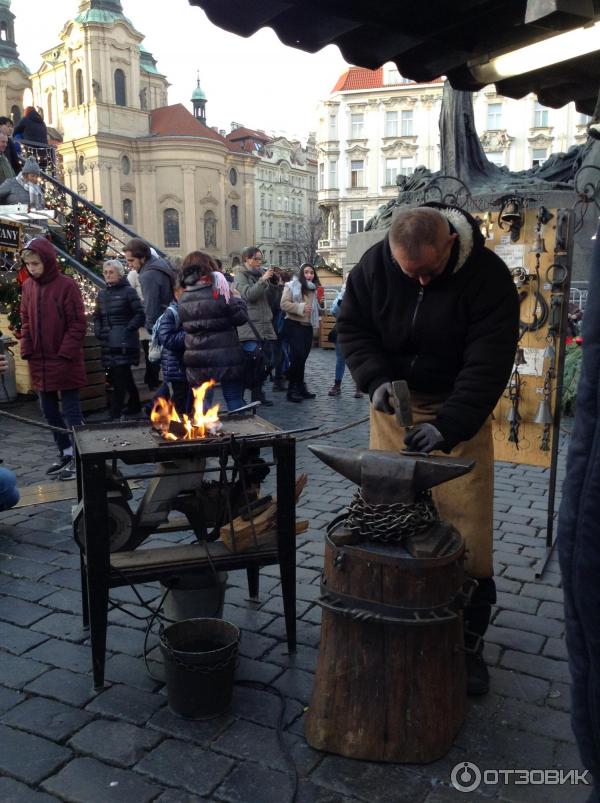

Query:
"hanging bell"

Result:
[[507, 406, 520, 423], [543, 340, 556, 360], [537, 206, 554, 226], [533, 399, 553, 425], [501, 200, 521, 223], [514, 347, 527, 366], [529, 233, 547, 254]]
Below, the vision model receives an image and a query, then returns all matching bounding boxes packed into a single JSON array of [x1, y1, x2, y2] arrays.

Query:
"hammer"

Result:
[[391, 380, 413, 428]]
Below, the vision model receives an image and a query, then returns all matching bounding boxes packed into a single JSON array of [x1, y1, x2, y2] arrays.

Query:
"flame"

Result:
[[150, 380, 221, 439]]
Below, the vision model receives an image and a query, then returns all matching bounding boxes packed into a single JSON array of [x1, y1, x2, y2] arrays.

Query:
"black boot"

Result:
[[251, 386, 274, 407], [299, 383, 316, 399], [286, 383, 303, 403], [464, 577, 496, 696], [272, 377, 286, 392]]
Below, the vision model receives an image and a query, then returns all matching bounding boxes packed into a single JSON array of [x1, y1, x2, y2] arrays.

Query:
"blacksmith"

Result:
[[337, 204, 519, 694]]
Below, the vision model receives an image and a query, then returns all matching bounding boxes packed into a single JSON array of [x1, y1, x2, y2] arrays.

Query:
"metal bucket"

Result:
[[160, 570, 228, 622], [159, 618, 240, 720]]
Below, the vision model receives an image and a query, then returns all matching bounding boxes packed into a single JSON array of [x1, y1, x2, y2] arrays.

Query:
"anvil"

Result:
[[308, 444, 474, 505]]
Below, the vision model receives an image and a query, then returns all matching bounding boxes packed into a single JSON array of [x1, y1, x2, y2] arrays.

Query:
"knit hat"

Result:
[[20, 157, 41, 176]]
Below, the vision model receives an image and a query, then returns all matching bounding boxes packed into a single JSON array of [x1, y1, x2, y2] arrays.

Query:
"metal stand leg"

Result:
[[246, 566, 260, 601], [276, 439, 297, 652]]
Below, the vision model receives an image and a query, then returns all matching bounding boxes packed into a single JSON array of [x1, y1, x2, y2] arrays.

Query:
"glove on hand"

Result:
[[371, 382, 394, 414], [404, 422, 444, 453]]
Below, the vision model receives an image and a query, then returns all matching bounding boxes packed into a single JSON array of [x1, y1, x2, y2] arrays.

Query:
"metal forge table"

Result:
[[73, 418, 297, 689]]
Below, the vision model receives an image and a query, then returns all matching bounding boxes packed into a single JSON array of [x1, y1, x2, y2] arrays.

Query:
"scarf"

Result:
[[288, 276, 320, 328], [16, 174, 44, 210]]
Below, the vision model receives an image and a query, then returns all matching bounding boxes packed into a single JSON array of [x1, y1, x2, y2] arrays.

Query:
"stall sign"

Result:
[[0, 220, 21, 251]]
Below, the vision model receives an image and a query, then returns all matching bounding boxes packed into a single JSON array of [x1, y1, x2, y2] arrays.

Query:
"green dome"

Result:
[[0, 1, 11, 7], [192, 78, 206, 102]]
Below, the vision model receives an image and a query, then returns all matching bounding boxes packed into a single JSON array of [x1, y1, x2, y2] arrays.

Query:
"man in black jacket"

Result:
[[337, 204, 519, 695]]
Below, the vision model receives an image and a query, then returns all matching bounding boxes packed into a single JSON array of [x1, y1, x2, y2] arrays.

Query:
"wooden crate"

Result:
[[319, 314, 336, 349]]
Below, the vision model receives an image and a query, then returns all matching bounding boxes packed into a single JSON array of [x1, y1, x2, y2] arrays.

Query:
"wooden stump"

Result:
[[305, 526, 467, 763]]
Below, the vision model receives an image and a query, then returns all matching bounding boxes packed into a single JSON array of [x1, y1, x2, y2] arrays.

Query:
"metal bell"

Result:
[[533, 399, 553, 425], [501, 200, 521, 223], [514, 347, 527, 366], [507, 406, 520, 423], [529, 234, 547, 254], [543, 340, 556, 360]]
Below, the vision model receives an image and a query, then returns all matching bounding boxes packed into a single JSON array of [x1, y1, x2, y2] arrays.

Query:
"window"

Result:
[[487, 151, 504, 166], [533, 102, 549, 127], [230, 204, 239, 230], [229, 167, 237, 185], [401, 110, 413, 136], [76, 69, 84, 106], [261, 221, 266, 237], [47, 93, 53, 125], [328, 160, 337, 188], [0, 23, 7, 41], [385, 111, 398, 137], [318, 163, 325, 190], [400, 157, 414, 176], [350, 209, 364, 234], [279, 222, 283, 237], [487, 103, 502, 129], [285, 222, 289, 238], [123, 198, 133, 226], [385, 158, 397, 185], [350, 159, 364, 188], [279, 250, 283, 264], [121, 155, 131, 175], [268, 196, 272, 210], [284, 197, 289, 212], [78, 154, 85, 175], [269, 221, 273, 236], [385, 67, 402, 85], [114, 69, 127, 107], [328, 113, 337, 139], [163, 208, 180, 247], [260, 193, 265, 209], [532, 148, 547, 167], [350, 112, 364, 139]]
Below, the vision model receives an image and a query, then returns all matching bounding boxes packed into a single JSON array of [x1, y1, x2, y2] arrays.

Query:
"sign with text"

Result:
[[0, 220, 22, 251]]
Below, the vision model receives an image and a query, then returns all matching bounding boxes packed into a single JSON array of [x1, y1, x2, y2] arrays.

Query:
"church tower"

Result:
[[0, 0, 30, 122], [191, 72, 207, 125]]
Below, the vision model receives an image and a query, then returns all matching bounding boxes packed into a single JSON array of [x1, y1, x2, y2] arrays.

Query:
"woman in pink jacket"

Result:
[[20, 238, 87, 479]]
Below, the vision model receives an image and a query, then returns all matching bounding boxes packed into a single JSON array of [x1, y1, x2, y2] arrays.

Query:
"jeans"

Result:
[[109, 364, 140, 418], [0, 466, 19, 511], [38, 388, 84, 454], [283, 320, 313, 386], [154, 379, 190, 416], [335, 340, 346, 383], [221, 380, 246, 411]]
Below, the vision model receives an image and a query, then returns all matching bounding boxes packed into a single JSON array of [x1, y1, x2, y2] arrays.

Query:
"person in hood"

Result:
[[13, 106, 48, 146], [337, 204, 519, 696], [124, 238, 177, 333], [93, 259, 145, 420], [19, 237, 87, 480], [0, 157, 45, 208]]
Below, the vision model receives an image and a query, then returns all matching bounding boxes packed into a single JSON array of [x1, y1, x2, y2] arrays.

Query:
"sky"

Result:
[[11, 0, 350, 141]]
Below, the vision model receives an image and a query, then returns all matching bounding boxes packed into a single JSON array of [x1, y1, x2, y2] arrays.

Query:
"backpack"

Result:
[[148, 305, 179, 363]]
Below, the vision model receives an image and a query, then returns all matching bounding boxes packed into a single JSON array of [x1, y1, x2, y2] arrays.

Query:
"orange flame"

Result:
[[150, 380, 221, 439]]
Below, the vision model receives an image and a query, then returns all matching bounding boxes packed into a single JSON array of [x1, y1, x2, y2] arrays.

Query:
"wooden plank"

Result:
[[111, 540, 277, 571]]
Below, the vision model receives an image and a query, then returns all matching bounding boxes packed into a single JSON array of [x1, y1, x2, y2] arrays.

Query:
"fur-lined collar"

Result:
[[436, 207, 474, 274]]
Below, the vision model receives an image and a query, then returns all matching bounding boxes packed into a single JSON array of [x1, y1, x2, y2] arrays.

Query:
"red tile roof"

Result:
[[226, 126, 271, 144], [331, 66, 443, 92], [150, 103, 225, 142]]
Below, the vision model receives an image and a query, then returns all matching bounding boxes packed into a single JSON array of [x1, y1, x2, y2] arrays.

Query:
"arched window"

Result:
[[230, 205, 239, 231], [1, 24, 7, 41], [47, 93, 53, 125], [75, 69, 84, 106], [163, 208, 180, 248], [78, 155, 85, 175], [204, 210, 217, 248], [114, 69, 126, 107], [122, 198, 133, 226], [10, 105, 20, 123]]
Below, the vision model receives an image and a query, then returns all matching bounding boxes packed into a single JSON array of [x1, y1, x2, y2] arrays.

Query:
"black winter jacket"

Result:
[[337, 204, 519, 450], [14, 110, 48, 145], [139, 256, 178, 332], [93, 279, 145, 367], [159, 303, 186, 383], [179, 283, 248, 386], [558, 221, 600, 797]]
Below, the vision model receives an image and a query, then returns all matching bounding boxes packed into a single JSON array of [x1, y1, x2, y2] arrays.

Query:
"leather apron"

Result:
[[369, 392, 494, 578]]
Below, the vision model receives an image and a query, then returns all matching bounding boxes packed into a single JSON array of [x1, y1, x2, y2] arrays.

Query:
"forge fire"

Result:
[[150, 380, 222, 440]]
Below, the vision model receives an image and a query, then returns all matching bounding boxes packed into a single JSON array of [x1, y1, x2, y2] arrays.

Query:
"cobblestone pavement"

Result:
[[0, 347, 589, 803]]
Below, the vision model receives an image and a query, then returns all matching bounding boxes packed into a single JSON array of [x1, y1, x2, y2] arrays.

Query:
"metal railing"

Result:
[[19, 140, 59, 178]]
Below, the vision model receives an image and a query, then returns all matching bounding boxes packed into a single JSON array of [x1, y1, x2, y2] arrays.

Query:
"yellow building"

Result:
[[0, 0, 30, 122], [26, 0, 256, 265]]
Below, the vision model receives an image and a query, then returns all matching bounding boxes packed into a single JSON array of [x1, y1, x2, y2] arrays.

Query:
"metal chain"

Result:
[[344, 490, 439, 543]]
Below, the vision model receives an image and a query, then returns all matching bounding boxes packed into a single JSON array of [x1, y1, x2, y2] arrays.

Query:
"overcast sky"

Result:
[[12, 0, 349, 141]]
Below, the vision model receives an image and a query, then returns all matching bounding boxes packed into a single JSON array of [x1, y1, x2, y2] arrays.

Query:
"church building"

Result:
[[24, 0, 256, 264]]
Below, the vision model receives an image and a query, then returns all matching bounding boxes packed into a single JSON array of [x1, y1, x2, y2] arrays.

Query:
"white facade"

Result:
[[254, 135, 318, 268], [317, 64, 586, 271]]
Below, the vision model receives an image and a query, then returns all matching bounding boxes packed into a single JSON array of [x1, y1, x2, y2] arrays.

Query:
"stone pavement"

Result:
[[0, 347, 589, 803]]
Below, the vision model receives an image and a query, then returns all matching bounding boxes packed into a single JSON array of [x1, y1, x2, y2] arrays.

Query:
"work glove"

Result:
[[404, 422, 445, 453], [371, 381, 394, 414]]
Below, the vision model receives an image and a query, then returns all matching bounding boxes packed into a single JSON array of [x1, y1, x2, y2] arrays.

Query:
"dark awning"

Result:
[[188, 0, 600, 114]]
